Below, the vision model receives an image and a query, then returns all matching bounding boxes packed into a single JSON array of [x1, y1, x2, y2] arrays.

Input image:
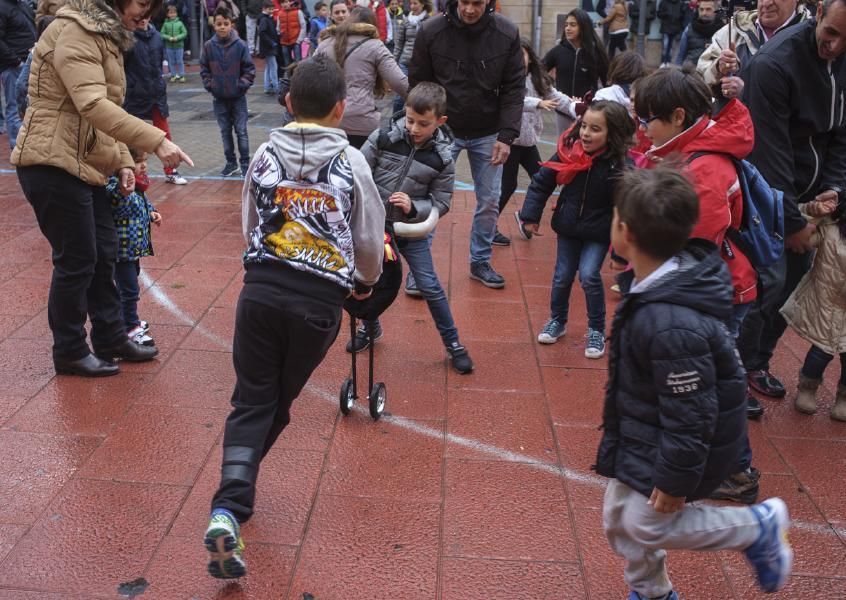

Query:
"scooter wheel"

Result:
[[339, 377, 355, 415], [369, 382, 386, 420]]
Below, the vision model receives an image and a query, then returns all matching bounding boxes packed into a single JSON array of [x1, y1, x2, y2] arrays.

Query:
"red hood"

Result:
[[646, 99, 755, 162]]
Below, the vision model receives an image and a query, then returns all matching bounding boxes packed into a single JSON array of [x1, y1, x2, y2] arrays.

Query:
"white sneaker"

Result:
[[128, 325, 155, 347], [165, 172, 188, 185]]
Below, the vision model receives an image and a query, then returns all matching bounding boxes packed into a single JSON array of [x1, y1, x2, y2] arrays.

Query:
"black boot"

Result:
[[54, 353, 120, 377], [94, 339, 159, 363]]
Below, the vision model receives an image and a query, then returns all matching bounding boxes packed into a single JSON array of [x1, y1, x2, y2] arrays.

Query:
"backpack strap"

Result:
[[344, 38, 370, 60]]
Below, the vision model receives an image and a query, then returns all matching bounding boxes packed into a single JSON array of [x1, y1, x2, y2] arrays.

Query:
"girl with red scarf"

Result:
[[516, 101, 635, 358]]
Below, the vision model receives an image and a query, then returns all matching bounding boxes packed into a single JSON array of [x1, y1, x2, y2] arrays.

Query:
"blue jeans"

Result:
[[661, 33, 678, 64], [263, 53, 279, 93], [280, 43, 301, 68], [165, 47, 184, 77], [213, 96, 250, 170], [551, 236, 607, 332], [392, 63, 408, 115], [451, 134, 502, 264], [1, 65, 23, 149], [401, 233, 458, 346], [114, 260, 141, 331], [728, 301, 753, 472]]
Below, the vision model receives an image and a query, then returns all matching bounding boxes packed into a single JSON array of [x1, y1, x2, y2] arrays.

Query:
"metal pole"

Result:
[[531, 0, 543, 56], [636, 0, 648, 56], [189, 0, 200, 60]]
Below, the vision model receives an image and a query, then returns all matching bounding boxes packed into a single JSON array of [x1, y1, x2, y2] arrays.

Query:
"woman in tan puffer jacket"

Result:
[[600, 0, 629, 58], [780, 196, 846, 421], [12, 0, 192, 377]]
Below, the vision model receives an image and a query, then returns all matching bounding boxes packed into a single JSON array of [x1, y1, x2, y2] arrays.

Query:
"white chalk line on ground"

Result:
[[141, 268, 846, 540]]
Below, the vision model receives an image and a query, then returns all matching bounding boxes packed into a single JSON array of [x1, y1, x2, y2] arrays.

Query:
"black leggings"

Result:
[[608, 32, 628, 58], [801, 345, 846, 385], [499, 144, 542, 213]]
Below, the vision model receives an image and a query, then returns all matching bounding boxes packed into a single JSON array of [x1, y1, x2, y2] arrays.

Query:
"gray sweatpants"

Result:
[[603, 479, 761, 598]]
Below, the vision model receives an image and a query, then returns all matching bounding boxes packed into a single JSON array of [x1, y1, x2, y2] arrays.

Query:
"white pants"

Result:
[[246, 16, 258, 53], [602, 479, 761, 598]]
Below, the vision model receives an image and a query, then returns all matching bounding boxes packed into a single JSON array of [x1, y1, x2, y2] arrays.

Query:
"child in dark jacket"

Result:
[[200, 7, 256, 177], [106, 149, 162, 348], [354, 82, 473, 374], [257, 0, 279, 93], [595, 166, 792, 600], [516, 100, 634, 359]]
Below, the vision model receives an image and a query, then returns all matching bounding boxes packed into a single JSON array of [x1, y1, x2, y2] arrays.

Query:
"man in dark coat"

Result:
[[409, 0, 524, 290], [657, 0, 686, 65], [0, 0, 36, 149]]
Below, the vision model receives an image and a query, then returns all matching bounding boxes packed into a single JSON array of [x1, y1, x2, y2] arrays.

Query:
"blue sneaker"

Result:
[[204, 508, 246, 579], [745, 497, 792, 592], [627, 591, 679, 600], [538, 318, 566, 344]]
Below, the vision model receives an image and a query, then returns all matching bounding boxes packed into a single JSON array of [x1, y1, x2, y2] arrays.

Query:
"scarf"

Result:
[[135, 172, 151, 193], [691, 16, 724, 40], [539, 133, 599, 185]]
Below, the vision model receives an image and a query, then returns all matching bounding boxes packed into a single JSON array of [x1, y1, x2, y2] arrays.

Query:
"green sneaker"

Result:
[[204, 508, 246, 579]]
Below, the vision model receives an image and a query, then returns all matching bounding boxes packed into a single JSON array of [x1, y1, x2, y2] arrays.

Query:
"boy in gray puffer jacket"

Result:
[[350, 82, 474, 374]]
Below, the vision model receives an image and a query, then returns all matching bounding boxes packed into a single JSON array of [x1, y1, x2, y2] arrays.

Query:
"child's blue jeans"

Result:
[[114, 260, 141, 331], [213, 96, 250, 170], [551, 236, 607, 333], [366, 232, 459, 347], [263, 53, 279, 93], [165, 47, 184, 77]]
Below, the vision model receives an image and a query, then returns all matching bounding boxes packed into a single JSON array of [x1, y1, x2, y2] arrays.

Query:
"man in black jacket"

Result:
[[738, 0, 846, 402], [0, 0, 36, 149], [409, 0, 523, 289]]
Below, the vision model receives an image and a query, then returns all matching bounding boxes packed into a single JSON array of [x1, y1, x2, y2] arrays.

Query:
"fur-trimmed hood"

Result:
[[319, 21, 380, 42], [58, 0, 134, 51]]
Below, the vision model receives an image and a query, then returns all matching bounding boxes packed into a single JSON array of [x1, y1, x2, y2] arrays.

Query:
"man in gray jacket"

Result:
[[409, 0, 524, 289]]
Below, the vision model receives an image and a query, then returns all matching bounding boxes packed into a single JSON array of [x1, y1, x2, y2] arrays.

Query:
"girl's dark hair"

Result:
[[633, 64, 712, 129], [520, 37, 553, 98], [607, 51, 646, 86], [566, 100, 635, 162], [564, 9, 609, 81], [111, 0, 163, 20]]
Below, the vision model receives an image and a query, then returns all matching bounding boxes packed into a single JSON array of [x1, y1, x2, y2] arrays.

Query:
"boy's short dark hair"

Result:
[[633, 64, 712, 130], [262, 0, 274, 8], [289, 55, 347, 120], [314, 1, 326, 9], [615, 165, 700, 261], [406, 82, 448, 118], [214, 6, 233, 20], [128, 147, 146, 162]]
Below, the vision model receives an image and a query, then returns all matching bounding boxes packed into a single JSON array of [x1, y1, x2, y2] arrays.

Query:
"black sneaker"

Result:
[[747, 392, 764, 420], [709, 467, 761, 504], [221, 163, 240, 177], [513, 210, 533, 240], [404, 272, 422, 297], [492, 229, 511, 246], [345, 321, 382, 353], [469, 261, 505, 289], [447, 342, 473, 374]]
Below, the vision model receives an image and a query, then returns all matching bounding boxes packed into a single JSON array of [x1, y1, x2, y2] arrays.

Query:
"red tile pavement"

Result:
[[0, 172, 844, 598]]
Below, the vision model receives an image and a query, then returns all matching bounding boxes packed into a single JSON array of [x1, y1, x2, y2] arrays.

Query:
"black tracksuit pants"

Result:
[[211, 278, 342, 522], [16, 165, 127, 361]]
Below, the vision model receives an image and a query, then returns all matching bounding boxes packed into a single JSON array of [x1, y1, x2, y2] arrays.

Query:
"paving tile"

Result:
[[141, 349, 235, 410], [447, 341, 543, 393], [770, 438, 846, 524], [179, 306, 236, 352], [450, 301, 533, 343], [543, 366, 607, 426], [3, 374, 149, 436], [137, 282, 224, 326], [321, 415, 443, 502], [440, 557, 584, 599], [288, 494, 440, 600], [0, 479, 186, 596], [0, 430, 100, 524], [154, 257, 241, 289], [77, 404, 225, 486], [6, 308, 51, 342], [553, 425, 607, 510], [0, 276, 49, 317], [446, 390, 556, 462], [443, 459, 576, 561], [0, 338, 55, 397], [111, 323, 193, 376], [529, 310, 611, 370], [0, 524, 29, 564], [0, 396, 29, 427], [0, 315, 30, 342], [142, 536, 297, 599]]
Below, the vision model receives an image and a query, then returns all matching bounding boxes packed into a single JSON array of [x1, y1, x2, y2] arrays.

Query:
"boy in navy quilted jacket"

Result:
[[106, 149, 162, 348], [200, 6, 256, 177], [595, 166, 792, 600]]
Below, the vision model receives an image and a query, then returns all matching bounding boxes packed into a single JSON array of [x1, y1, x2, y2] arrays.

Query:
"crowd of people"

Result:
[[4, 0, 846, 597]]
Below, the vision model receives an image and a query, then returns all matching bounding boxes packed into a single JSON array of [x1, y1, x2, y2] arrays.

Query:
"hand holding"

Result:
[[389, 192, 412, 214], [785, 223, 818, 253], [538, 99, 557, 111], [118, 168, 135, 196], [648, 487, 686, 514], [718, 48, 738, 75], [720, 75, 744, 99]]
